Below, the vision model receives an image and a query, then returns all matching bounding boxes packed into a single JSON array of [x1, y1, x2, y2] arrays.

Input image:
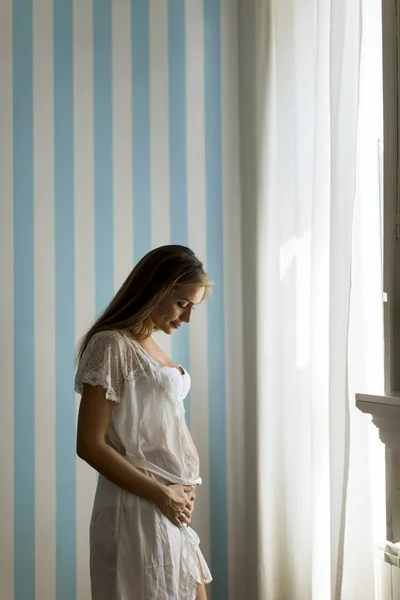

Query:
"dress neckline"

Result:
[[123, 332, 186, 377], [160, 365, 187, 377]]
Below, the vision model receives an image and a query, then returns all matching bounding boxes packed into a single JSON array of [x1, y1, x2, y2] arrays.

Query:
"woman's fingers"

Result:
[[181, 516, 191, 525], [161, 484, 197, 528], [174, 516, 182, 528], [179, 512, 191, 525]]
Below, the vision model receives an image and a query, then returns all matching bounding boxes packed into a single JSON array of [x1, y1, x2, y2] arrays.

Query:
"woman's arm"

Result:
[[77, 384, 167, 503], [76, 384, 193, 526]]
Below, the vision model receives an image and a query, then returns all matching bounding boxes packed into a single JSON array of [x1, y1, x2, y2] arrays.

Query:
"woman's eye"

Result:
[[177, 302, 187, 309]]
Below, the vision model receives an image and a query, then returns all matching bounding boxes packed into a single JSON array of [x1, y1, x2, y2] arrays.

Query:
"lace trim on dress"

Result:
[[180, 527, 212, 600], [75, 330, 148, 402]]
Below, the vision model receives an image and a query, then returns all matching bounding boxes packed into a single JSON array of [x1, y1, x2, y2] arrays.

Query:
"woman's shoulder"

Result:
[[89, 328, 126, 344], [77, 329, 150, 385], [88, 329, 143, 360], [88, 328, 141, 347]]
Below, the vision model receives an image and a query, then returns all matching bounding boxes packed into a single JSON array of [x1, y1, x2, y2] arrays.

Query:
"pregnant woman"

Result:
[[75, 245, 212, 600]]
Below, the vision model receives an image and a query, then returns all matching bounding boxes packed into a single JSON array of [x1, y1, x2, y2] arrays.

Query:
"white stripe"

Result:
[[221, 1, 245, 598], [33, 2, 56, 598], [153, 331, 172, 359], [186, 0, 206, 266], [185, 0, 211, 567], [112, 0, 134, 292], [149, 0, 171, 358], [74, 1, 96, 598], [0, 1, 14, 597], [149, 0, 170, 250]]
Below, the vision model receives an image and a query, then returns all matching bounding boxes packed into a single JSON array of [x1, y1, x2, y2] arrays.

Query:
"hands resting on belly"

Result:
[[156, 485, 196, 528]]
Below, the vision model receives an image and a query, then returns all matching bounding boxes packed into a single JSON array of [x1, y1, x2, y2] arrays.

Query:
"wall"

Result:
[[0, 1, 245, 599]]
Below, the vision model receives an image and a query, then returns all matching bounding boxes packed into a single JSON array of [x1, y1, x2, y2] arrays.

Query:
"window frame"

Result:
[[381, 0, 400, 544], [383, 0, 399, 397]]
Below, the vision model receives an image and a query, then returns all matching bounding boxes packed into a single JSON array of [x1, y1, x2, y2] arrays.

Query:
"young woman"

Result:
[[75, 245, 213, 600]]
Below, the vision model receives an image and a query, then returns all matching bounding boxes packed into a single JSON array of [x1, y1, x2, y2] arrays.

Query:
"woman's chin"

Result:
[[158, 324, 176, 335]]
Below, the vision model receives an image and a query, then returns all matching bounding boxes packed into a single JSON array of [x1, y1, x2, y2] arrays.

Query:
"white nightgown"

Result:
[[75, 330, 212, 600]]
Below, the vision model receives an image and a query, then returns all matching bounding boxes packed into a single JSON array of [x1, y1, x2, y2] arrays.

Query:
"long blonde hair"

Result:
[[77, 245, 212, 363]]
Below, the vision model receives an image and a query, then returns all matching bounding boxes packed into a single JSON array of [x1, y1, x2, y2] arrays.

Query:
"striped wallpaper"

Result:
[[0, 1, 245, 600]]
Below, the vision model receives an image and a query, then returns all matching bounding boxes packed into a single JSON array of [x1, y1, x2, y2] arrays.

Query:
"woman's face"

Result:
[[151, 284, 205, 335]]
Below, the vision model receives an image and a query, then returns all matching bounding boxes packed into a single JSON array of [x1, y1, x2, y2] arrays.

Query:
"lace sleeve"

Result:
[[75, 331, 127, 403]]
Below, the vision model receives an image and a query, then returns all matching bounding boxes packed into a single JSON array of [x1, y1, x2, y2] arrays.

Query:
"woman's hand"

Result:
[[185, 488, 196, 525], [157, 484, 195, 528]]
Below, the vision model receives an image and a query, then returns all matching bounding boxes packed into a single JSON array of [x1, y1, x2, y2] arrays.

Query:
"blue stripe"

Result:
[[54, 1, 76, 598], [204, 1, 228, 597], [13, 1, 35, 598], [132, 0, 151, 263], [94, 0, 114, 314], [168, 0, 191, 423]]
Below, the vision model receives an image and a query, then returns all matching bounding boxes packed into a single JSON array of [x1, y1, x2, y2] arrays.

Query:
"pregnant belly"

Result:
[[125, 453, 202, 487]]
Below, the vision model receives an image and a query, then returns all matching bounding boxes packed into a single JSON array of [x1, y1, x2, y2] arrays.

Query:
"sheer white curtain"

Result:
[[246, 0, 385, 598]]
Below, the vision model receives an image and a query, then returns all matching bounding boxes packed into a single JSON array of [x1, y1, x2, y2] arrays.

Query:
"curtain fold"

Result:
[[241, 0, 384, 598]]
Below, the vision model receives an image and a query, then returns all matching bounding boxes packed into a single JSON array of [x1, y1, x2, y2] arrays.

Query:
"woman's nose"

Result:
[[183, 308, 192, 323]]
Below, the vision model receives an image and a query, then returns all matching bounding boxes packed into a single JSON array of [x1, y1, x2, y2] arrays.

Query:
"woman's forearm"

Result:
[[77, 441, 167, 505]]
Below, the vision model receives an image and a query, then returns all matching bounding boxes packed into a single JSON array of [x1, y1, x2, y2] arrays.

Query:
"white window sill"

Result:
[[356, 394, 400, 545], [356, 394, 400, 453]]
